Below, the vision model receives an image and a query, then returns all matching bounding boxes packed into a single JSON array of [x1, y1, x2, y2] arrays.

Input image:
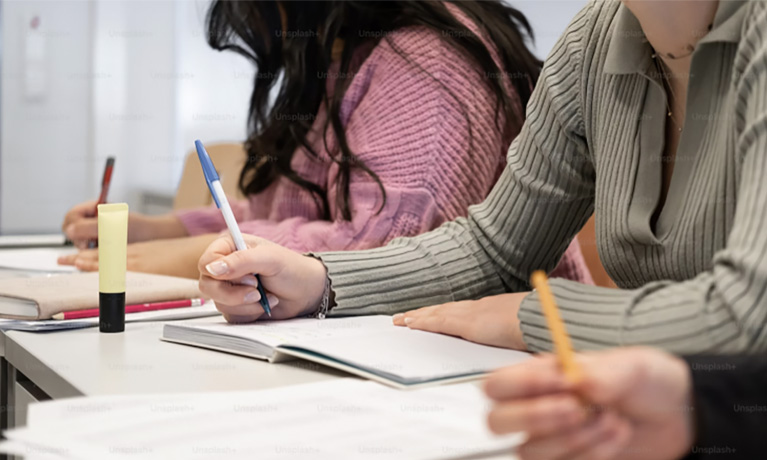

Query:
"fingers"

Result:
[[400, 312, 469, 338], [62, 200, 98, 232], [198, 236, 237, 275], [199, 276, 279, 323], [199, 276, 263, 307], [58, 250, 98, 271], [574, 348, 658, 406], [222, 313, 264, 324], [518, 411, 624, 460], [568, 418, 631, 460], [487, 393, 587, 437], [202, 245, 286, 280], [390, 301, 471, 336], [485, 355, 572, 401], [64, 219, 99, 248], [57, 253, 79, 266], [392, 305, 439, 326]]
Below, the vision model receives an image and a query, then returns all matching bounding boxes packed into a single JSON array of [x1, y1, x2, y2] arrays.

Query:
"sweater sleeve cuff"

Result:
[[313, 222, 507, 316], [518, 278, 629, 352]]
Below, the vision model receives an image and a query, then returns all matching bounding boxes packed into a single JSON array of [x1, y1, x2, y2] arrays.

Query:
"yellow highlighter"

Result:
[[530, 270, 582, 384]]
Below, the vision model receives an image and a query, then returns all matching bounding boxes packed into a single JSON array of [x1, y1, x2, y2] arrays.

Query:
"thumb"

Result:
[[574, 350, 646, 408], [203, 245, 284, 280]]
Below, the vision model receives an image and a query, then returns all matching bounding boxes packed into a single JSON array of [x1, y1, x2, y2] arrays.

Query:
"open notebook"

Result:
[[163, 316, 531, 389]]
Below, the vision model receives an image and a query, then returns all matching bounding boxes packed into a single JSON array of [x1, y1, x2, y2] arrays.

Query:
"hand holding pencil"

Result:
[[62, 158, 115, 249], [482, 271, 695, 460]]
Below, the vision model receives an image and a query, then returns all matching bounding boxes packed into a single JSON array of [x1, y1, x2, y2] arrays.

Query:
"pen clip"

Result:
[[194, 140, 222, 208]]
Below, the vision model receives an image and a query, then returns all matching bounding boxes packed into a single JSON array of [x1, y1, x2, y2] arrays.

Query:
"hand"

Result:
[[198, 234, 328, 323], [484, 347, 695, 460], [391, 293, 528, 350], [62, 201, 187, 248], [57, 234, 219, 279]]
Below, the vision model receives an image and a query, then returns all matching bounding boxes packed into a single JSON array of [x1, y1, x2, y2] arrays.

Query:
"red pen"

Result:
[[52, 298, 205, 320], [87, 157, 116, 249]]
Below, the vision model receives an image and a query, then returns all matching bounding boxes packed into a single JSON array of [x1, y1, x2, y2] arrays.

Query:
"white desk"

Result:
[[2, 317, 347, 430]]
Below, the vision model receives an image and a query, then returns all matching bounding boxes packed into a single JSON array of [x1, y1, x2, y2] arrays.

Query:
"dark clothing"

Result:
[[684, 355, 767, 459]]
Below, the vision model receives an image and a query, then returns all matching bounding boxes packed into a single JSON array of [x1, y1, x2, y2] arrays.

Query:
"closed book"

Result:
[[0, 272, 201, 320]]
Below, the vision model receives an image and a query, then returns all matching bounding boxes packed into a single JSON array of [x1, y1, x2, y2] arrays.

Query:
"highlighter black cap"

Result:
[[99, 292, 125, 333]]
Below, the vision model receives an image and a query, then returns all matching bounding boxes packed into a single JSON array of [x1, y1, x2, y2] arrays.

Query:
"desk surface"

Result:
[[3, 316, 346, 399]]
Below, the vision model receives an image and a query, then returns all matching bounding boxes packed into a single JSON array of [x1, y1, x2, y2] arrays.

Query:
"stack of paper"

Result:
[[0, 379, 523, 460]]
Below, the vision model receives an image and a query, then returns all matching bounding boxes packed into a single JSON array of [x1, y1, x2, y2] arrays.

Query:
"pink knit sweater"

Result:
[[177, 18, 592, 283]]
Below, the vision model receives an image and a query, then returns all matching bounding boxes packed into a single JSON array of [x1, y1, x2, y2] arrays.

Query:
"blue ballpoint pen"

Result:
[[195, 140, 272, 317]]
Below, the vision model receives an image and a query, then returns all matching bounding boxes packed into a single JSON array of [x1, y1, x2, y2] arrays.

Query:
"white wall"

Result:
[[1, 1, 94, 234], [510, 1, 587, 59], [1, 0, 583, 234]]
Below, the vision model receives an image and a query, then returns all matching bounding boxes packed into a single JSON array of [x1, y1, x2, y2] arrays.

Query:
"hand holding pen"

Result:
[[194, 140, 272, 316], [197, 232, 330, 322]]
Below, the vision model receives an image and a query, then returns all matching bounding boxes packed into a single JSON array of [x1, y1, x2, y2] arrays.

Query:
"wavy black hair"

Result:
[[207, 0, 541, 220]]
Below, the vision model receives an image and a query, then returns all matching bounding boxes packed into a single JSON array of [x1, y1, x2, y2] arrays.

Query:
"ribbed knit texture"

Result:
[[318, 0, 767, 354], [177, 12, 592, 283]]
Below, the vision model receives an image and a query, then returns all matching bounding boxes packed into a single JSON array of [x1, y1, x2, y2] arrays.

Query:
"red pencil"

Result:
[[96, 157, 116, 206], [87, 157, 116, 249], [52, 298, 205, 320]]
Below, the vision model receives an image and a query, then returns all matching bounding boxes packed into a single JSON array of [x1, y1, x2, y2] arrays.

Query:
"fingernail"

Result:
[[266, 295, 279, 307], [243, 290, 261, 304], [404, 317, 413, 325], [392, 313, 404, 322], [239, 276, 258, 287], [206, 261, 229, 276]]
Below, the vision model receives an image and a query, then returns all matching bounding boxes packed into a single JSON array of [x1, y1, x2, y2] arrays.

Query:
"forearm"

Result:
[[682, 355, 767, 460], [319, 218, 509, 316], [518, 267, 766, 354], [175, 199, 251, 236], [130, 214, 189, 242]]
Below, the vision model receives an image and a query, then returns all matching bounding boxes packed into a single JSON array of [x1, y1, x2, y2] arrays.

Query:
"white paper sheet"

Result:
[[0, 248, 78, 273], [3, 379, 523, 460]]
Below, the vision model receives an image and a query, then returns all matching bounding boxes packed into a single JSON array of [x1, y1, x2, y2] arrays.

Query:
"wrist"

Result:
[[306, 256, 332, 316]]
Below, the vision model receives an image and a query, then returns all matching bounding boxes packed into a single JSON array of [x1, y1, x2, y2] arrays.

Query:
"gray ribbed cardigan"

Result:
[[317, 0, 767, 354]]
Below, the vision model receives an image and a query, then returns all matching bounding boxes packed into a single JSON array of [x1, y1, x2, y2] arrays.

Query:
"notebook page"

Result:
[[172, 315, 393, 349], [287, 326, 531, 383], [8, 379, 523, 460]]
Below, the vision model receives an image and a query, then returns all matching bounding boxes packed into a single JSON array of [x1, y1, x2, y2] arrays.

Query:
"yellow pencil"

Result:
[[530, 270, 582, 384]]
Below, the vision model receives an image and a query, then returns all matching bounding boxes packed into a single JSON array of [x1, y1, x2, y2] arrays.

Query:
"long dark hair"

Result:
[[207, 0, 541, 220]]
